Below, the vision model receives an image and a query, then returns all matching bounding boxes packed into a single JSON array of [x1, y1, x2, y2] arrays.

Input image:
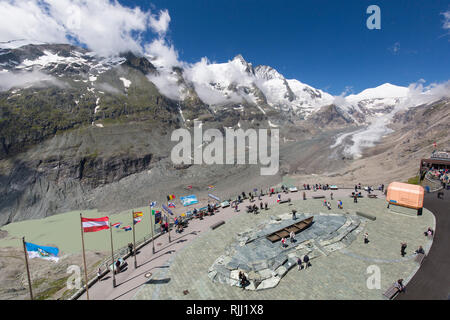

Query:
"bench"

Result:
[[356, 211, 376, 221], [312, 195, 325, 199], [368, 194, 378, 199], [210, 221, 225, 230], [278, 198, 291, 204], [383, 285, 400, 300]]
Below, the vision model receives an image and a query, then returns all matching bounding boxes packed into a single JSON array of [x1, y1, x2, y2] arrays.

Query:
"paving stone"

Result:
[[275, 266, 288, 277], [256, 276, 281, 290]]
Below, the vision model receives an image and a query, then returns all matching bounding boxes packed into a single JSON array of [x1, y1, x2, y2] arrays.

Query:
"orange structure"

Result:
[[386, 182, 424, 210]]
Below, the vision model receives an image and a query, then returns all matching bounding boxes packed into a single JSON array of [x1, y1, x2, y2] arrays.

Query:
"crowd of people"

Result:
[[427, 168, 449, 187]]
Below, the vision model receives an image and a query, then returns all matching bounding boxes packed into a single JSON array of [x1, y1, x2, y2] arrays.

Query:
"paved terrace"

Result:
[[78, 187, 434, 300], [396, 188, 450, 300]]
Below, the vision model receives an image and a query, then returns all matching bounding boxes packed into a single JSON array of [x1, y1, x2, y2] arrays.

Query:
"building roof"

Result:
[[421, 158, 450, 165]]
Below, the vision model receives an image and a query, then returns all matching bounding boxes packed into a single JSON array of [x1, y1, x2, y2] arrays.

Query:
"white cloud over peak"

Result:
[[145, 38, 181, 69], [0, 0, 165, 57], [149, 9, 171, 35], [0, 1, 67, 45]]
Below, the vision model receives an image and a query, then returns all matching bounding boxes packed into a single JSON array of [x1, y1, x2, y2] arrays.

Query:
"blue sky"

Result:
[[121, 0, 450, 95]]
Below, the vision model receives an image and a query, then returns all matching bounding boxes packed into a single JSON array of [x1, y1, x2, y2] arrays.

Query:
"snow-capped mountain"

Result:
[[0, 43, 127, 79], [1, 43, 447, 131], [164, 54, 336, 119]]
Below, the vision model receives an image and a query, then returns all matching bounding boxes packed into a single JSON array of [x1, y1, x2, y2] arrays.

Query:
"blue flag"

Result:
[[25, 242, 59, 262]]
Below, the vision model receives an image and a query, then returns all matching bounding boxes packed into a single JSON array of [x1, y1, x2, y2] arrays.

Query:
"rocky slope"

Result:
[[0, 43, 448, 226]]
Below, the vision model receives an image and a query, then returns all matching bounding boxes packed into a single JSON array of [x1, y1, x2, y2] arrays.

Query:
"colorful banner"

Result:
[[25, 242, 59, 262], [180, 195, 199, 207]]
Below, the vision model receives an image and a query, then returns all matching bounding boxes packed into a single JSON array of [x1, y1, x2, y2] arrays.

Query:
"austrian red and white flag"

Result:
[[82, 217, 109, 233]]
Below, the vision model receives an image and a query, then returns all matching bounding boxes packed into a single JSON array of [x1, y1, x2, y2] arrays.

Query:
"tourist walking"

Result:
[[297, 257, 302, 270], [292, 210, 297, 220], [281, 237, 287, 248], [401, 242, 407, 257], [364, 233, 369, 244], [354, 194, 358, 203], [303, 254, 310, 269], [290, 231, 295, 243], [128, 243, 134, 255], [115, 259, 121, 274], [330, 192, 333, 200]]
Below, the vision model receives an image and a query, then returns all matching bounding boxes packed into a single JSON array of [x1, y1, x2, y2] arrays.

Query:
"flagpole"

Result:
[[22, 237, 33, 300], [132, 210, 137, 268], [80, 213, 90, 300], [166, 213, 171, 243], [108, 218, 116, 288], [150, 204, 155, 254]]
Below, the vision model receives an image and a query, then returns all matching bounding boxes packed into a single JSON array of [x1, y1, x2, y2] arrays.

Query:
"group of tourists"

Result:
[[427, 168, 449, 186], [297, 254, 310, 270], [280, 231, 297, 249], [303, 183, 331, 191]]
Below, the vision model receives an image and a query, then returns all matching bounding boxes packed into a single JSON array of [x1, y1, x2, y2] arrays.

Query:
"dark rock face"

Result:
[[308, 105, 354, 128], [121, 51, 158, 75], [0, 151, 154, 226]]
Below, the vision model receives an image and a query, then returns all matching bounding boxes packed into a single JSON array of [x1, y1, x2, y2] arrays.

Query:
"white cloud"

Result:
[[149, 9, 171, 35], [0, 0, 156, 57], [442, 10, 450, 30], [144, 38, 181, 69], [0, 70, 64, 91], [0, 1, 67, 45], [147, 70, 183, 100], [406, 80, 450, 105]]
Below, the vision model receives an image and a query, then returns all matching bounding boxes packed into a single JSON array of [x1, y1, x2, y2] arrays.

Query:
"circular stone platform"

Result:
[[208, 213, 365, 290], [133, 197, 435, 300]]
